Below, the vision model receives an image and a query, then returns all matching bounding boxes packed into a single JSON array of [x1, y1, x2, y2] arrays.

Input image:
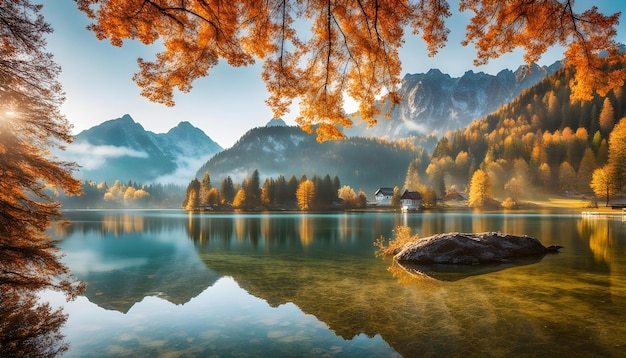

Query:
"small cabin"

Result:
[[374, 187, 395, 205], [401, 190, 422, 212]]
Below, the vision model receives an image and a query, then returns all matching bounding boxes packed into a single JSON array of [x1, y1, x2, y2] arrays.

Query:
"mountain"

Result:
[[63, 114, 223, 184], [266, 118, 287, 127], [196, 125, 427, 196], [425, 65, 626, 197], [345, 62, 563, 139]]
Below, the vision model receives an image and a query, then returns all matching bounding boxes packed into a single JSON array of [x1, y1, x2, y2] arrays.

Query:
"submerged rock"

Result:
[[394, 232, 560, 265]]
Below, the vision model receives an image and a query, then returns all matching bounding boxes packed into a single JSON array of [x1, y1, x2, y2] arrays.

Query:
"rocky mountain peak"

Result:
[[62, 115, 223, 184], [345, 61, 563, 139]]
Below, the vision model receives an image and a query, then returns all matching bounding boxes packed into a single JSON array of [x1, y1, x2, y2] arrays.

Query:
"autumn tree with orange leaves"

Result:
[[74, 0, 625, 141], [1, 0, 84, 354], [0, 0, 83, 294]]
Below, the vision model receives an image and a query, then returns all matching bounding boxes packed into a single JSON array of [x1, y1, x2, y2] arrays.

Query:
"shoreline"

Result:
[[59, 197, 625, 214]]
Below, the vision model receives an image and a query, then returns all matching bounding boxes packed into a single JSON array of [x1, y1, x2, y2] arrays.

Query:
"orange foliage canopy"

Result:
[[74, 0, 625, 141]]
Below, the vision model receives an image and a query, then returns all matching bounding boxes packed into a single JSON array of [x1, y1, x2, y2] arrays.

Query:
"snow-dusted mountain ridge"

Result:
[[62, 114, 223, 184], [345, 61, 563, 139]]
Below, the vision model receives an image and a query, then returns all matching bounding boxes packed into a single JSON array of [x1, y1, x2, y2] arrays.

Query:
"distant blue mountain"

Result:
[[62, 114, 223, 184]]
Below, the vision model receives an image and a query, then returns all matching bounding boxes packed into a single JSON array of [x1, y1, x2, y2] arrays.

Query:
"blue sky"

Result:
[[42, 1, 625, 148]]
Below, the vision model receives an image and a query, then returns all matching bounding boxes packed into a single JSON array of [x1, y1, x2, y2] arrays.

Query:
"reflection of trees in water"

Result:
[[102, 214, 145, 235], [578, 219, 621, 264], [2, 222, 85, 353], [185, 214, 236, 247], [578, 218, 626, 303], [2, 223, 85, 356], [0, 289, 68, 357], [52, 212, 183, 239], [185, 214, 329, 250], [299, 216, 313, 247]]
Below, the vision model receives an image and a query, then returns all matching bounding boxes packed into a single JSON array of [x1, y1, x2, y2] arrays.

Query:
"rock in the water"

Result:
[[394, 232, 558, 265]]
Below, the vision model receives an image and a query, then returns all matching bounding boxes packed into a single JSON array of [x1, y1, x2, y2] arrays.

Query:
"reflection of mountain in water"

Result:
[[52, 276, 400, 357], [184, 214, 429, 355], [54, 211, 221, 313], [51, 211, 619, 358]]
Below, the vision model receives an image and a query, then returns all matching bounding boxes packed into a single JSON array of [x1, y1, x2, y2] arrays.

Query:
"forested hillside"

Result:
[[197, 125, 432, 196], [422, 66, 626, 203], [57, 180, 186, 209], [345, 62, 562, 139]]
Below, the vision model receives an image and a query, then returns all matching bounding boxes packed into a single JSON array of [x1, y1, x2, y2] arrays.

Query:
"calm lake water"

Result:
[[44, 209, 626, 357]]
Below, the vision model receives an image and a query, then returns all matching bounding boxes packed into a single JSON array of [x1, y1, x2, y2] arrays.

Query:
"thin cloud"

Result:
[[65, 142, 148, 169]]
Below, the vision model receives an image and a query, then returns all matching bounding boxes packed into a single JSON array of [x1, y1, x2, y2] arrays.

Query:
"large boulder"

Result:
[[394, 232, 560, 265]]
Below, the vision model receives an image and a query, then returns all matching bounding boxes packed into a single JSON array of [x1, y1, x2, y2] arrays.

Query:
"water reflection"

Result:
[[578, 217, 625, 264], [578, 217, 626, 304], [0, 289, 69, 357], [48, 210, 626, 357], [44, 276, 400, 357], [394, 255, 549, 282], [55, 212, 221, 312]]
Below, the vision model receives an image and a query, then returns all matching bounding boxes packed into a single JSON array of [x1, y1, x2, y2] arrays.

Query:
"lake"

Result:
[[43, 209, 626, 357]]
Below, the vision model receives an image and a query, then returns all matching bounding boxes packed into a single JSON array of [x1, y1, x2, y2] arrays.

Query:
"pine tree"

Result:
[[287, 175, 299, 204], [558, 161, 577, 193], [261, 178, 275, 206], [247, 169, 261, 205], [232, 188, 247, 209], [274, 175, 288, 204], [320, 174, 335, 206], [185, 189, 199, 211], [220, 176, 235, 204], [403, 158, 421, 191], [577, 148, 597, 192], [182, 178, 201, 210], [199, 171, 212, 206]]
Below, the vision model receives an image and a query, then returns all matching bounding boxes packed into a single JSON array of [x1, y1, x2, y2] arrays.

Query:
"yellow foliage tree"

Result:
[[337, 185, 357, 208], [123, 186, 136, 202], [185, 189, 199, 211], [134, 187, 150, 201], [468, 169, 492, 208], [206, 187, 221, 207], [75, 0, 625, 140], [607, 117, 626, 191], [590, 166, 617, 206], [232, 188, 247, 209], [105, 180, 126, 201], [296, 180, 316, 210]]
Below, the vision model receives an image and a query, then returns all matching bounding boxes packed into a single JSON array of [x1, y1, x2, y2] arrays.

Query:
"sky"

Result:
[[41, 1, 625, 149]]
